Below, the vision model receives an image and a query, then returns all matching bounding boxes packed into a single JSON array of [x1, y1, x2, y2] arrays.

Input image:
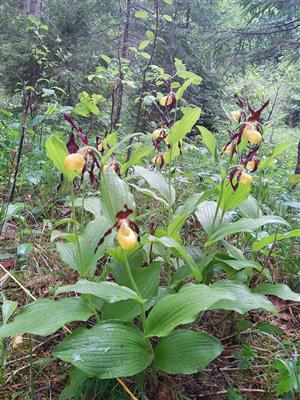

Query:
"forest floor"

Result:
[[1, 203, 300, 400]]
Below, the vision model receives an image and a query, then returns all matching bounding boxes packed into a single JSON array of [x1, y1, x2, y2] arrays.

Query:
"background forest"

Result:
[[0, 0, 300, 399]]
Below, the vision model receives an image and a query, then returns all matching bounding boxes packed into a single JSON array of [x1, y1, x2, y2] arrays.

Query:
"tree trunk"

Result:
[[23, 0, 42, 17], [23, 0, 30, 13], [111, 0, 131, 131], [30, 0, 42, 17], [295, 139, 300, 175], [8, 92, 32, 203]]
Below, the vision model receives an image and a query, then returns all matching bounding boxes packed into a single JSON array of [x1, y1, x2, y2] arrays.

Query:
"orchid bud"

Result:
[[151, 153, 164, 168], [231, 110, 241, 121], [64, 153, 85, 173], [152, 129, 162, 140], [222, 143, 235, 155], [98, 142, 103, 152]]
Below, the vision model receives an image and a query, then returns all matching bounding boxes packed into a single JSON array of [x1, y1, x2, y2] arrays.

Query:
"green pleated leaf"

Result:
[[54, 322, 154, 378], [154, 329, 223, 374], [0, 298, 93, 337], [102, 262, 161, 321], [219, 180, 251, 212], [239, 195, 263, 218], [101, 167, 135, 224], [45, 135, 76, 181], [80, 196, 101, 217], [134, 166, 175, 205], [59, 367, 89, 400], [169, 192, 208, 236], [121, 145, 153, 174], [209, 280, 275, 314], [195, 200, 232, 234], [253, 283, 300, 302], [144, 284, 235, 337], [252, 229, 300, 252], [167, 107, 201, 145], [2, 300, 18, 324], [198, 126, 216, 157], [208, 215, 289, 245], [55, 279, 141, 303], [145, 235, 201, 281], [56, 216, 112, 276]]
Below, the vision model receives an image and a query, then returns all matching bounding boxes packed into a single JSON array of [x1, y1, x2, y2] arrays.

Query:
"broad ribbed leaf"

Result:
[[55, 279, 141, 303], [198, 126, 216, 156], [130, 183, 169, 207], [121, 145, 153, 174], [167, 107, 201, 145], [2, 300, 18, 324], [208, 215, 289, 244], [252, 229, 300, 252], [101, 132, 144, 164], [195, 201, 232, 234], [216, 258, 272, 281], [219, 180, 251, 211], [59, 368, 89, 400], [217, 258, 264, 272], [144, 284, 235, 337], [102, 262, 161, 321], [101, 167, 135, 224], [154, 330, 223, 374], [239, 195, 262, 218], [254, 283, 300, 302], [169, 192, 207, 236], [134, 166, 175, 205], [57, 216, 112, 276], [145, 235, 201, 280], [0, 298, 93, 337], [82, 197, 101, 217], [46, 135, 76, 181], [209, 280, 275, 314], [54, 322, 153, 378]]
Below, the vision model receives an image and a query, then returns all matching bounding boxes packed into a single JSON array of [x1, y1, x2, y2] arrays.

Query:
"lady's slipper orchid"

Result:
[[64, 153, 85, 173], [116, 220, 138, 250], [243, 128, 262, 145], [159, 91, 176, 108], [151, 153, 164, 169], [222, 142, 236, 155], [94, 205, 140, 253], [239, 171, 253, 185]]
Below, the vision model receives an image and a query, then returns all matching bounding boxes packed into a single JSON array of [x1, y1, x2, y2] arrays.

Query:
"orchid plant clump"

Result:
[[1, 75, 300, 400]]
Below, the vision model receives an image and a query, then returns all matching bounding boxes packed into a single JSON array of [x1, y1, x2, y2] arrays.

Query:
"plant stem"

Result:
[[255, 171, 263, 240], [70, 183, 84, 275], [121, 249, 146, 327], [126, 0, 159, 162], [167, 144, 174, 224], [211, 176, 225, 229], [29, 335, 35, 400]]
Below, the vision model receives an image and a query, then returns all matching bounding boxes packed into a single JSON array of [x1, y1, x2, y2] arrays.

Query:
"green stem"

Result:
[[255, 171, 263, 240], [121, 249, 146, 328], [71, 183, 84, 275], [86, 294, 101, 323], [211, 176, 225, 229], [80, 184, 86, 234], [29, 335, 35, 400], [167, 144, 174, 225]]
